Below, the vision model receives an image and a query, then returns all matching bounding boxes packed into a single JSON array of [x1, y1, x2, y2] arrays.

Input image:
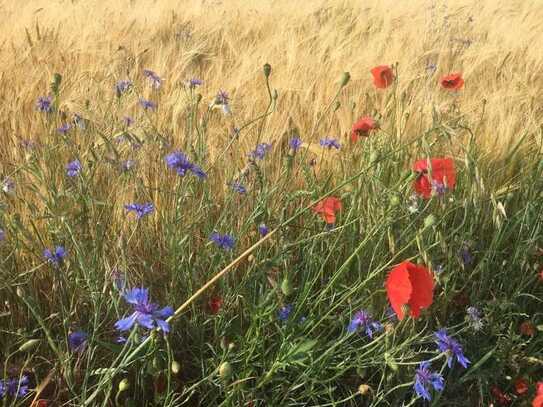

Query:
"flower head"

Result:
[[122, 116, 134, 127], [258, 224, 269, 237], [73, 114, 86, 129], [460, 244, 473, 267], [187, 78, 203, 89], [289, 137, 303, 152], [230, 181, 246, 194], [370, 65, 395, 89], [143, 69, 162, 89], [2, 177, 15, 194], [414, 361, 444, 401], [351, 116, 378, 142], [0, 375, 30, 399], [434, 329, 470, 368], [413, 157, 456, 199], [441, 73, 464, 90], [210, 232, 235, 251], [313, 197, 342, 224], [139, 98, 157, 111], [43, 246, 67, 267], [533, 382, 543, 407], [66, 160, 82, 177], [57, 123, 71, 135], [68, 331, 88, 352], [320, 138, 341, 150], [165, 151, 206, 179], [386, 261, 434, 320], [115, 80, 132, 96], [347, 310, 383, 338], [36, 96, 53, 113], [466, 306, 483, 331], [114, 287, 174, 333], [209, 295, 223, 314], [278, 304, 293, 322], [249, 143, 272, 160], [215, 90, 229, 105], [124, 203, 154, 220]]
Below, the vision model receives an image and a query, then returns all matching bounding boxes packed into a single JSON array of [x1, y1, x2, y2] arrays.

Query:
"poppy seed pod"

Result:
[[340, 72, 351, 87], [263, 63, 272, 78], [219, 361, 232, 380]]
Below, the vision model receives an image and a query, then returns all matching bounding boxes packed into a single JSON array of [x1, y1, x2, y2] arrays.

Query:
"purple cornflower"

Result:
[[115, 79, 132, 95], [66, 160, 82, 177], [143, 69, 162, 89], [187, 78, 203, 89], [466, 306, 483, 331], [215, 90, 229, 105], [0, 228, 5, 242], [320, 138, 341, 150], [278, 304, 293, 322], [124, 203, 154, 220], [165, 151, 206, 179], [249, 143, 272, 160], [431, 180, 447, 196], [68, 331, 88, 352], [57, 123, 71, 135], [209, 232, 235, 251], [1, 177, 15, 194], [43, 245, 67, 267], [123, 116, 134, 127], [414, 361, 444, 401], [230, 181, 246, 194], [36, 95, 53, 113], [289, 137, 303, 152], [114, 287, 174, 333], [258, 224, 269, 237], [460, 245, 473, 266], [0, 375, 30, 399], [139, 98, 157, 111], [120, 159, 136, 172], [434, 329, 470, 368], [347, 310, 383, 338]]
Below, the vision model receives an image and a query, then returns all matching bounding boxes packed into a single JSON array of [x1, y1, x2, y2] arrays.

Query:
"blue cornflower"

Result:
[[143, 69, 162, 89], [124, 203, 154, 220], [43, 246, 67, 267], [57, 123, 71, 135], [68, 331, 88, 352], [258, 224, 269, 237], [66, 159, 82, 177], [278, 304, 293, 322], [460, 245, 473, 266], [414, 361, 444, 401], [165, 151, 206, 179], [434, 329, 470, 368], [139, 98, 157, 111], [466, 306, 483, 331], [115, 79, 132, 95], [2, 177, 15, 194], [209, 232, 235, 251], [0, 228, 5, 242], [249, 143, 272, 160], [230, 181, 246, 194], [320, 138, 341, 150], [114, 287, 174, 333], [347, 310, 383, 338], [1, 375, 30, 399], [123, 116, 134, 127], [431, 180, 447, 196], [289, 137, 303, 152], [216, 90, 229, 105], [36, 95, 53, 113], [187, 78, 203, 88]]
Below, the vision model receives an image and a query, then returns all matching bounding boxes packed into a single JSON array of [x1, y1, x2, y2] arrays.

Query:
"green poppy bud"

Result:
[[340, 72, 351, 87], [171, 360, 181, 375], [219, 361, 232, 380], [118, 378, 130, 393], [281, 277, 293, 296], [263, 63, 272, 78], [18, 339, 40, 352]]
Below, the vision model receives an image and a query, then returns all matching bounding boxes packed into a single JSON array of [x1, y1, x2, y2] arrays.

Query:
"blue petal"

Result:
[[155, 306, 174, 319], [156, 319, 170, 333], [414, 380, 431, 401], [114, 313, 137, 331], [136, 312, 155, 330], [347, 319, 359, 333]]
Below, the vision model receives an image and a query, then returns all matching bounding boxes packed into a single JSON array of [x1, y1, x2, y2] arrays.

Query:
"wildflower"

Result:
[[143, 69, 162, 89], [520, 321, 536, 337], [73, 114, 86, 129], [319, 138, 341, 150], [36, 95, 53, 113], [187, 78, 203, 89], [209, 232, 235, 251], [313, 197, 342, 224], [120, 159, 136, 172], [533, 382, 543, 407], [466, 306, 483, 331], [278, 304, 293, 322], [139, 98, 157, 111], [351, 116, 378, 142], [215, 90, 229, 105], [386, 261, 434, 320], [249, 143, 272, 160], [57, 123, 71, 135], [370, 65, 395, 89], [20, 139, 37, 150], [0, 228, 5, 242], [230, 181, 246, 194], [441, 73, 464, 90], [124, 203, 154, 220], [514, 378, 529, 395], [209, 296, 223, 314], [413, 157, 456, 199], [115, 79, 132, 96], [347, 310, 383, 338], [65, 160, 82, 177], [491, 386, 512, 406], [289, 137, 303, 152], [123, 116, 134, 127], [165, 151, 206, 179], [112, 269, 126, 291], [434, 329, 470, 368], [0, 375, 30, 399], [114, 287, 174, 333], [258, 224, 269, 237], [460, 244, 473, 266], [407, 194, 420, 213], [1, 177, 15, 194], [414, 361, 444, 401], [43, 246, 67, 267], [68, 331, 88, 352]]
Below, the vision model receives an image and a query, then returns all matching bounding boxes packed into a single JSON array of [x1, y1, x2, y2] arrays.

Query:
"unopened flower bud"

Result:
[[18, 338, 41, 352], [118, 378, 130, 393], [219, 361, 232, 380], [340, 72, 351, 87], [358, 384, 371, 395], [281, 277, 293, 296], [171, 360, 181, 374], [263, 63, 272, 78]]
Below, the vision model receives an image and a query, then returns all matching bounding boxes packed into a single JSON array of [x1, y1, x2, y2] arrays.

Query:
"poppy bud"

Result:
[[16, 286, 24, 297], [358, 384, 371, 395], [389, 196, 400, 207], [339, 72, 351, 87], [171, 360, 181, 375], [263, 63, 272, 78], [281, 277, 293, 296], [18, 338, 41, 352], [228, 342, 236, 351], [424, 214, 436, 228], [248, 254, 256, 263], [118, 378, 130, 393], [219, 361, 232, 380]]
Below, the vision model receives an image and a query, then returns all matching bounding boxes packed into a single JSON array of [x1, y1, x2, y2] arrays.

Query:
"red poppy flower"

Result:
[[313, 197, 342, 224], [440, 73, 464, 90], [413, 157, 456, 199], [514, 378, 529, 395], [385, 261, 434, 320], [534, 382, 543, 407], [520, 321, 536, 337], [351, 116, 378, 142], [209, 296, 223, 314], [370, 65, 394, 89], [491, 386, 512, 405]]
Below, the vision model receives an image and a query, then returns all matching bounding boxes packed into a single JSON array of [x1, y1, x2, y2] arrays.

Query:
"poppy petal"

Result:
[[406, 263, 434, 318], [386, 262, 413, 320]]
